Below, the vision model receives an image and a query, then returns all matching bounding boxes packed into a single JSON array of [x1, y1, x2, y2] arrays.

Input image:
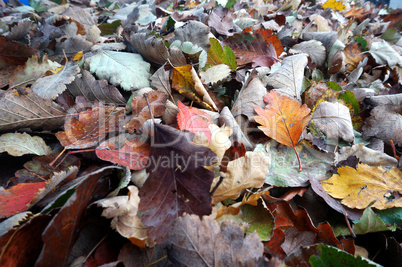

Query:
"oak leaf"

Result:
[[321, 164, 402, 210], [177, 100, 212, 141], [138, 124, 217, 241], [254, 90, 311, 171]]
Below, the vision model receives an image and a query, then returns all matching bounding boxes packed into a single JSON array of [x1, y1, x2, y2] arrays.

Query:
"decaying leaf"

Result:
[[311, 101, 354, 143], [97, 186, 149, 247], [89, 50, 151, 91], [165, 214, 264, 266], [0, 132, 51, 156], [321, 164, 402, 210], [124, 91, 168, 134], [211, 151, 270, 204], [255, 91, 311, 171], [138, 124, 217, 241], [265, 54, 308, 100], [0, 89, 66, 132], [289, 40, 326, 66], [0, 36, 38, 66], [177, 100, 212, 141], [31, 61, 80, 100], [172, 64, 218, 111], [129, 33, 169, 65]]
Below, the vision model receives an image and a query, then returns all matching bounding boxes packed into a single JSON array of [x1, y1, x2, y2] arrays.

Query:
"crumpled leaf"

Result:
[[9, 55, 61, 88], [289, 40, 326, 66], [344, 41, 366, 71], [322, 0, 346, 11], [31, 61, 80, 100], [89, 50, 151, 91], [321, 164, 402, 210], [265, 54, 308, 100], [138, 124, 217, 241], [0, 132, 51, 156], [362, 104, 402, 146], [256, 141, 333, 187], [177, 100, 212, 141], [369, 39, 402, 68], [0, 89, 66, 132], [0, 36, 38, 66], [96, 140, 150, 170], [172, 64, 218, 111], [56, 105, 124, 149], [97, 186, 149, 246], [124, 91, 167, 134], [219, 107, 253, 149], [67, 69, 126, 105], [231, 71, 267, 122], [335, 143, 398, 168], [216, 191, 264, 219], [211, 151, 270, 204], [311, 101, 354, 143], [165, 214, 264, 266], [204, 38, 237, 71]]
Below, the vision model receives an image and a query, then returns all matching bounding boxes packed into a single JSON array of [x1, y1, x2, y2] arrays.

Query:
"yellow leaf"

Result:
[[73, 51, 83, 62], [323, 0, 346, 11], [216, 191, 265, 219], [321, 164, 402, 210]]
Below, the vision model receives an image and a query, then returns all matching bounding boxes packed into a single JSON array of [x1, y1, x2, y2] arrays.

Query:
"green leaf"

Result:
[[98, 20, 121, 36], [89, 50, 151, 91], [254, 141, 333, 187], [339, 90, 360, 115], [355, 36, 368, 51], [326, 81, 342, 91], [310, 244, 381, 267], [204, 38, 237, 71], [381, 28, 401, 45], [352, 207, 397, 235], [240, 200, 275, 241], [225, 0, 237, 8], [375, 207, 402, 227]]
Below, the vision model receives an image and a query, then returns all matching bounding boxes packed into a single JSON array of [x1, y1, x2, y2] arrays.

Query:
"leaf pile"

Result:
[[0, 0, 401, 265]]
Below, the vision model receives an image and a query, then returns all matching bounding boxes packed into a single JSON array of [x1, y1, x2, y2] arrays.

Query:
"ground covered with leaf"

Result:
[[0, 0, 401, 265]]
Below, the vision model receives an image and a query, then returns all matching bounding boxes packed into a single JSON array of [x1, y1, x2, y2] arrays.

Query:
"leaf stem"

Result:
[[293, 146, 302, 172]]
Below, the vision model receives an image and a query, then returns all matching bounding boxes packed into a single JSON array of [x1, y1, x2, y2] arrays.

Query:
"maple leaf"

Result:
[[138, 124, 217, 241], [177, 100, 212, 141], [124, 91, 168, 134], [254, 91, 311, 171], [95, 140, 150, 170], [321, 164, 402, 210], [322, 0, 345, 11], [56, 104, 124, 149]]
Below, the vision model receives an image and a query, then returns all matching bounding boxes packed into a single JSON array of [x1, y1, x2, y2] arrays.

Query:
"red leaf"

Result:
[[138, 124, 217, 241], [177, 100, 212, 141], [0, 182, 46, 218], [96, 140, 150, 170]]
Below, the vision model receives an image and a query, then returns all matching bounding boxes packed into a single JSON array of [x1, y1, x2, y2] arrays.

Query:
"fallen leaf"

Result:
[[118, 243, 168, 266], [255, 91, 311, 171], [150, 64, 171, 94], [170, 20, 210, 51], [138, 124, 217, 241], [171, 64, 218, 111], [369, 39, 402, 68], [67, 69, 126, 105], [177, 100, 212, 141], [289, 40, 326, 66], [0, 36, 38, 66], [216, 191, 264, 219], [165, 214, 264, 266], [265, 54, 308, 100], [9, 55, 61, 88], [0, 132, 51, 157], [344, 6, 371, 20], [96, 140, 150, 170], [311, 101, 354, 143], [219, 106, 253, 149], [362, 104, 402, 146], [204, 38, 237, 71], [322, 0, 345, 11], [97, 186, 149, 247], [207, 6, 236, 36], [199, 64, 231, 85], [124, 91, 168, 134], [31, 61, 80, 100], [211, 151, 270, 204], [344, 41, 365, 71], [56, 105, 124, 149], [0, 89, 66, 132], [231, 71, 267, 122], [89, 50, 151, 91], [129, 33, 169, 65], [321, 164, 402, 210]]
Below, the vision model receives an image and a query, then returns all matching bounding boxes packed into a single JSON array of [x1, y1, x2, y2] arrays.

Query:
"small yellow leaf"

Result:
[[321, 164, 402, 210], [323, 0, 346, 11], [73, 51, 83, 61]]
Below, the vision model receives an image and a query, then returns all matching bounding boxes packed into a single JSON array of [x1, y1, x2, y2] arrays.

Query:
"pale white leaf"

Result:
[[369, 39, 402, 68], [199, 64, 230, 85], [289, 40, 326, 66], [0, 132, 51, 156]]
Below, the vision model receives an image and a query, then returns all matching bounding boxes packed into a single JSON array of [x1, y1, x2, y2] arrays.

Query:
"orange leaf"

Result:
[[254, 28, 284, 58], [254, 91, 311, 170], [177, 100, 212, 141], [344, 6, 371, 20]]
